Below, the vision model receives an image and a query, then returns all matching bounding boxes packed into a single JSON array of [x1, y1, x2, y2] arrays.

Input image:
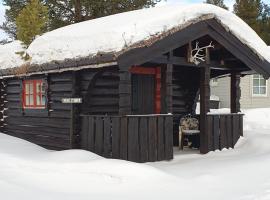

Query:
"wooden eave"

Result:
[[117, 18, 270, 79]]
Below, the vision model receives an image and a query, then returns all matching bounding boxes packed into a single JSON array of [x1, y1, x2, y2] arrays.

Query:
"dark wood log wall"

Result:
[[4, 72, 74, 150], [80, 67, 120, 115], [172, 66, 200, 145], [3, 66, 119, 150]]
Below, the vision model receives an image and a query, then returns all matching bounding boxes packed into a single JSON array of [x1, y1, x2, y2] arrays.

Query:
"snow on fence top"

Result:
[[0, 41, 26, 70], [27, 3, 270, 66]]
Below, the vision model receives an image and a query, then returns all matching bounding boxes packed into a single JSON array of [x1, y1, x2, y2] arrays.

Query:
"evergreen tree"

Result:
[[1, 0, 161, 39], [234, 0, 270, 45], [205, 0, 228, 10], [258, 3, 270, 44], [0, 0, 27, 39], [16, 0, 48, 46], [234, 0, 261, 34]]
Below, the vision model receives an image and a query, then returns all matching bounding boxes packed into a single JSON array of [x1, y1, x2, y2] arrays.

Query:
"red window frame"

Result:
[[23, 80, 46, 109], [130, 66, 161, 114]]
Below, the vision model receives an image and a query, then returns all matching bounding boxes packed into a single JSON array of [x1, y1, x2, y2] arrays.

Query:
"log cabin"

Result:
[[0, 4, 270, 162]]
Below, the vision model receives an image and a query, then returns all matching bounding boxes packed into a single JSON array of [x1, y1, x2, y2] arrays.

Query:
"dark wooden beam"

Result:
[[119, 68, 132, 115], [166, 66, 173, 114], [151, 55, 248, 71], [230, 72, 241, 113], [200, 65, 210, 154]]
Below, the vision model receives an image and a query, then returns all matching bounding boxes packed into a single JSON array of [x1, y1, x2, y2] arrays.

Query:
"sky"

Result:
[[0, 0, 235, 41]]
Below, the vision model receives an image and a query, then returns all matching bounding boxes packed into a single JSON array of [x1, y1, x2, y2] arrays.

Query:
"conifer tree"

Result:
[[234, 0, 261, 33], [234, 0, 270, 44], [16, 0, 48, 46], [205, 0, 228, 10], [1, 0, 161, 39]]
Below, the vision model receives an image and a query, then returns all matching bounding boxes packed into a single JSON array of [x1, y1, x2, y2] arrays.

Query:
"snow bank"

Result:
[[2, 108, 270, 199], [28, 4, 270, 65], [0, 41, 26, 69]]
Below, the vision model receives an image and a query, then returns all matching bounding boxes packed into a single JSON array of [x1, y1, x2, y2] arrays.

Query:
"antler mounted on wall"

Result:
[[189, 41, 214, 65]]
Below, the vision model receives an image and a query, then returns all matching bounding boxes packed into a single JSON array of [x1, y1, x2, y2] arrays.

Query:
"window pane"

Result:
[[253, 79, 260, 86], [36, 82, 40, 93], [25, 95, 29, 105], [36, 94, 41, 105], [29, 83, 33, 95], [25, 83, 29, 95], [253, 87, 260, 94], [260, 87, 267, 95], [260, 79, 266, 86], [29, 94, 34, 105], [42, 95, 46, 106], [41, 83, 45, 93]]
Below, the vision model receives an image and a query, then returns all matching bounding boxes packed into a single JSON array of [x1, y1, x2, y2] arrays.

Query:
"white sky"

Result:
[[0, 0, 236, 41]]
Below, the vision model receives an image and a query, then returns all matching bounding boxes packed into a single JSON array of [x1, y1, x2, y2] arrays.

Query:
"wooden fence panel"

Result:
[[120, 117, 128, 160], [128, 117, 139, 162], [164, 116, 173, 160], [148, 117, 157, 162], [80, 115, 173, 162], [139, 117, 148, 162], [204, 114, 243, 153], [112, 117, 120, 158], [157, 117, 165, 161], [219, 115, 228, 150], [207, 116, 213, 151], [95, 117, 104, 155], [213, 115, 220, 150], [103, 117, 111, 158]]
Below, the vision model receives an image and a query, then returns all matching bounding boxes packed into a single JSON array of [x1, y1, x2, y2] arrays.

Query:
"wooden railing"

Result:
[[80, 114, 174, 162], [206, 113, 244, 151]]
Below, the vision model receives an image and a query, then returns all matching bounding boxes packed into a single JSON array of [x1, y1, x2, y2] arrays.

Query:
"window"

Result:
[[210, 78, 218, 87], [252, 74, 267, 96], [23, 80, 46, 108]]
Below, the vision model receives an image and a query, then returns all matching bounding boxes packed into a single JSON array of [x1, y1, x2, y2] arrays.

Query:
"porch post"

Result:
[[200, 65, 210, 154], [166, 63, 173, 113], [119, 68, 132, 115], [230, 72, 241, 113]]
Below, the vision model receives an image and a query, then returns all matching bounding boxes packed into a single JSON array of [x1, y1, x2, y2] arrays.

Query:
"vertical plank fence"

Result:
[[81, 114, 173, 162], [206, 113, 244, 152]]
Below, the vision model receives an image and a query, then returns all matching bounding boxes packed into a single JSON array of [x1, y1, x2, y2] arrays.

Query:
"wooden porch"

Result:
[[80, 113, 243, 162]]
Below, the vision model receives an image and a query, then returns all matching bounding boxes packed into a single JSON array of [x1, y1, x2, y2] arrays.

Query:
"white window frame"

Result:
[[251, 74, 268, 97]]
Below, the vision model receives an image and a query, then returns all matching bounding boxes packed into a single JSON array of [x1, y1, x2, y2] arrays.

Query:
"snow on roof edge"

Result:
[[27, 4, 270, 68]]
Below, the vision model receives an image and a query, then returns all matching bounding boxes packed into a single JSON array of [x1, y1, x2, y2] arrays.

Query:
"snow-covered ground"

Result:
[[1, 108, 270, 200]]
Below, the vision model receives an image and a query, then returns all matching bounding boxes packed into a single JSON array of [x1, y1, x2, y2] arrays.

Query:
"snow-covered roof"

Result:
[[27, 3, 270, 66], [0, 41, 26, 69]]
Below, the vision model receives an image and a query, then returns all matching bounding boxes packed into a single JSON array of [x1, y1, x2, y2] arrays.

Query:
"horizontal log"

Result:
[[49, 110, 71, 118], [50, 102, 72, 111], [50, 83, 73, 92], [6, 86, 21, 94], [6, 123, 70, 135], [7, 79, 20, 86], [6, 125, 70, 139], [6, 116, 71, 129], [91, 88, 119, 95], [89, 98, 119, 106]]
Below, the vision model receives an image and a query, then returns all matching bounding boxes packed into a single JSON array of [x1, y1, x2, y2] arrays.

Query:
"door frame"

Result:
[[129, 66, 161, 114]]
